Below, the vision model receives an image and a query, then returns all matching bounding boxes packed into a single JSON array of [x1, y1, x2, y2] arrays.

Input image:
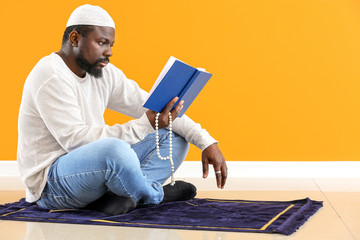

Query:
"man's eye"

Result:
[[98, 41, 105, 46]]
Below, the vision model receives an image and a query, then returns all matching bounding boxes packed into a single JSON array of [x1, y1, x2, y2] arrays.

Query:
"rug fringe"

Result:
[[275, 198, 323, 235]]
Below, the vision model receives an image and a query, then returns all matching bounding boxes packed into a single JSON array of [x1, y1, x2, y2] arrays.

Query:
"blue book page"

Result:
[[143, 59, 197, 112]]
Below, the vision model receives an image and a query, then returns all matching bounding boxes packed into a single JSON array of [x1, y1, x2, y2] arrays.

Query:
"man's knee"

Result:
[[98, 138, 131, 154], [173, 133, 189, 154], [96, 137, 128, 149], [96, 138, 139, 167], [172, 133, 189, 168]]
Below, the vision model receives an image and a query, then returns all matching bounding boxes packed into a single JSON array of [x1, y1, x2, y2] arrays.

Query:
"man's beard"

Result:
[[75, 51, 109, 78]]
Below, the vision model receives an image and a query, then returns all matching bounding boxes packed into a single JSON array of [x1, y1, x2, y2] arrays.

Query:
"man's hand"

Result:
[[202, 143, 227, 189], [146, 97, 184, 129]]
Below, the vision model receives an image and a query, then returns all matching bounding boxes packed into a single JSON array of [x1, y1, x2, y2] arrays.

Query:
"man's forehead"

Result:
[[89, 26, 115, 41]]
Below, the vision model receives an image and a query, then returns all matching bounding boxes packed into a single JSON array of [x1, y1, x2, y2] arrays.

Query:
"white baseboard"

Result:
[[176, 161, 360, 178], [1, 161, 359, 190], [1, 160, 359, 178]]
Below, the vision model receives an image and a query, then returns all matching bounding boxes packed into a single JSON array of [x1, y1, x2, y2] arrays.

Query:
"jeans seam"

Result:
[[46, 170, 109, 208], [46, 169, 136, 205], [40, 193, 78, 209], [47, 170, 108, 182], [131, 130, 169, 148], [140, 148, 157, 168], [140, 131, 171, 168], [105, 169, 137, 201], [133, 131, 170, 168]]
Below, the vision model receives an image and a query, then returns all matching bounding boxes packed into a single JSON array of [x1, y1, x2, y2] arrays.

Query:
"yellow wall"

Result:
[[1, 0, 360, 161]]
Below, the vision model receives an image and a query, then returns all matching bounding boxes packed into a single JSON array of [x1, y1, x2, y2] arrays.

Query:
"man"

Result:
[[17, 4, 227, 215]]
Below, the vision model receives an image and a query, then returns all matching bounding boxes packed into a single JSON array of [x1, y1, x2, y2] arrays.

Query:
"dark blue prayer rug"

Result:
[[0, 197, 322, 235]]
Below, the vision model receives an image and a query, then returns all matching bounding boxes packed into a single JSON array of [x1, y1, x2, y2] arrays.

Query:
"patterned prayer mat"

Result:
[[0, 197, 322, 235]]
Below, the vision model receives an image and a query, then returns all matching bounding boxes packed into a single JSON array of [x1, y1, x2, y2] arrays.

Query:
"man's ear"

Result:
[[69, 30, 80, 47]]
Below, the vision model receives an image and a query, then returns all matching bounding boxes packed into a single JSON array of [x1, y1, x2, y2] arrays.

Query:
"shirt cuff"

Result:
[[194, 129, 218, 151]]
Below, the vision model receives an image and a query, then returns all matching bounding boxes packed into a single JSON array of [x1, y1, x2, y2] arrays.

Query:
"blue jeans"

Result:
[[36, 129, 189, 209]]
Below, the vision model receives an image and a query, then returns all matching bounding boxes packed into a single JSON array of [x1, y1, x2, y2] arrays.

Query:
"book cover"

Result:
[[143, 56, 212, 117]]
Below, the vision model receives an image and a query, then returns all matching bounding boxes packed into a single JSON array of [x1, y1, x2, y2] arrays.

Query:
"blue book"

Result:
[[143, 56, 212, 117]]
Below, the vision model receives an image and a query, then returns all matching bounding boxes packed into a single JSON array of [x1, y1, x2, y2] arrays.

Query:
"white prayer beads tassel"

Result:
[[155, 112, 175, 186]]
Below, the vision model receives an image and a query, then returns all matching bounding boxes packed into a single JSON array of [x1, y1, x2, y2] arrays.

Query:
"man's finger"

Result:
[[164, 97, 179, 113], [171, 100, 184, 120], [215, 169, 222, 188], [221, 168, 227, 189], [202, 158, 209, 178]]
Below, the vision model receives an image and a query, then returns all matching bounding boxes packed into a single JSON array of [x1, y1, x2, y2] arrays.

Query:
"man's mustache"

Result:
[[96, 57, 110, 64]]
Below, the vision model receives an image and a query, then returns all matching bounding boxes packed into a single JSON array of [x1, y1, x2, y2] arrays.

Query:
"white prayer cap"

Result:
[[66, 4, 115, 29]]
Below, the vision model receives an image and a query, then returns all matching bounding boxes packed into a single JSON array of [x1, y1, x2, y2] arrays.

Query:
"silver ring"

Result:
[[215, 170, 221, 175]]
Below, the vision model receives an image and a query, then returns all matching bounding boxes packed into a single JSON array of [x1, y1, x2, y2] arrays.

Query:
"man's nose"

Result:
[[104, 45, 112, 57]]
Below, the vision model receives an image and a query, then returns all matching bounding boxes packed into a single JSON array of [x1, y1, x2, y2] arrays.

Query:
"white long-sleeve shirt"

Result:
[[17, 53, 216, 202]]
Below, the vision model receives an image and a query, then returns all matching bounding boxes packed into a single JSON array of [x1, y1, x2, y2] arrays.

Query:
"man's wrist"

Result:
[[145, 110, 155, 129]]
